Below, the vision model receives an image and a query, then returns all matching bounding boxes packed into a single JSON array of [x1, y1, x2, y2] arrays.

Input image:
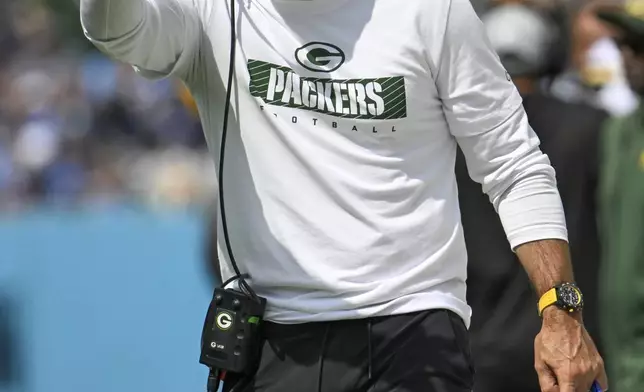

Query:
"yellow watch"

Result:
[[538, 283, 584, 317]]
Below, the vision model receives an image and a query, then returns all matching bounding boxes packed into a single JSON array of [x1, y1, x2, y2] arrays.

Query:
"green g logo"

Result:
[[295, 42, 346, 73], [216, 311, 233, 331]]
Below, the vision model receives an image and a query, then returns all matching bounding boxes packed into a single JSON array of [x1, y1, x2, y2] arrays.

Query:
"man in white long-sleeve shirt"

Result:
[[80, 1, 607, 391]]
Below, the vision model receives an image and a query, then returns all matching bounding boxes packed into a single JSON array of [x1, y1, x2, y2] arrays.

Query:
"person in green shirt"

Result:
[[597, 2, 644, 391]]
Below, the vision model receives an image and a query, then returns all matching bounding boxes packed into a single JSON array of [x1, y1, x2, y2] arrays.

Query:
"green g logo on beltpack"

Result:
[[295, 42, 346, 73], [215, 310, 234, 331]]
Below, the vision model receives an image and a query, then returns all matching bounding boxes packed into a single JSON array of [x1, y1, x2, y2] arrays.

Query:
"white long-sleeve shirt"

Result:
[[81, 0, 568, 326]]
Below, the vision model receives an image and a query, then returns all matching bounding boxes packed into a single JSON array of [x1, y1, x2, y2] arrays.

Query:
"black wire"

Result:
[[316, 324, 331, 392], [221, 273, 250, 289], [219, 0, 258, 301], [207, 369, 220, 392], [203, 5, 258, 389]]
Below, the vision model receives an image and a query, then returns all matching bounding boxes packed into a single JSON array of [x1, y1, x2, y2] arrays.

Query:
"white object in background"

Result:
[[13, 120, 60, 172], [585, 37, 640, 117]]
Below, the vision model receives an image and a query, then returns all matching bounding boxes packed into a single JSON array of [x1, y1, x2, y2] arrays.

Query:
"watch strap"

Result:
[[538, 287, 558, 316]]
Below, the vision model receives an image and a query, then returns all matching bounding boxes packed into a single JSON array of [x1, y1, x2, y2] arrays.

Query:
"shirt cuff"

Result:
[[497, 173, 569, 250]]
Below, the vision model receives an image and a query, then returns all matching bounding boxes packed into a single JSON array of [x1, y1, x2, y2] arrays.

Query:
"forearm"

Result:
[[516, 239, 585, 325], [80, 0, 145, 41], [515, 239, 575, 299], [504, 174, 577, 318]]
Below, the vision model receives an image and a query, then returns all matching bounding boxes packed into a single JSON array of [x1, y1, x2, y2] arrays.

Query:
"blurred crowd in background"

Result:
[[0, 0, 643, 391], [0, 0, 217, 212]]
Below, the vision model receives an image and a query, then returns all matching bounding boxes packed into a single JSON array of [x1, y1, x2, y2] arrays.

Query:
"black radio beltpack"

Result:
[[200, 287, 266, 373], [199, 1, 267, 391], [200, 284, 267, 391]]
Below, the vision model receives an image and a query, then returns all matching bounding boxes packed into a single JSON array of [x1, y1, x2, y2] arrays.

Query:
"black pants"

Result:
[[222, 309, 474, 392]]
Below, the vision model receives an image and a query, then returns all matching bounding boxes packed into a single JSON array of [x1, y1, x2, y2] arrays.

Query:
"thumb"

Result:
[[597, 365, 609, 391], [536, 361, 559, 392]]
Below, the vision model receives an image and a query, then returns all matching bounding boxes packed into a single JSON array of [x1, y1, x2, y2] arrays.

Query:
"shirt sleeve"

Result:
[[80, 0, 202, 79], [433, 0, 568, 249]]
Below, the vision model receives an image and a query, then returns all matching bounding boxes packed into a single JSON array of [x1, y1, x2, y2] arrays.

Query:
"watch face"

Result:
[[559, 284, 582, 309]]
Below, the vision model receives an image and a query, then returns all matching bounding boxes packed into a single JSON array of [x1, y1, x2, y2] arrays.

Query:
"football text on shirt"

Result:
[[248, 59, 407, 120]]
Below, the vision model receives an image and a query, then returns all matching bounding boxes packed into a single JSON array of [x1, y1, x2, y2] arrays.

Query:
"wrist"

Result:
[[542, 305, 583, 324], [538, 282, 584, 318]]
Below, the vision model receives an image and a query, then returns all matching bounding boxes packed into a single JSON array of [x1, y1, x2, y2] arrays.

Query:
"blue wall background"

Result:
[[0, 208, 213, 392]]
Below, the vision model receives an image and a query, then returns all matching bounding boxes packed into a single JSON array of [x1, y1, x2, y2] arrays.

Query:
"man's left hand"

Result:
[[534, 307, 608, 392]]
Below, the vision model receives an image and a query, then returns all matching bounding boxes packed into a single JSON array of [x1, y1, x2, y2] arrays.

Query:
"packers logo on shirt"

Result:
[[295, 42, 346, 73], [248, 59, 407, 120]]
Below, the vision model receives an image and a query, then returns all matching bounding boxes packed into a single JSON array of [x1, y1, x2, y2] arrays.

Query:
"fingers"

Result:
[[535, 362, 600, 392], [555, 369, 600, 392], [536, 361, 559, 392], [596, 363, 609, 391], [556, 367, 599, 392], [547, 359, 595, 392], [557, 381, 575, 392]]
